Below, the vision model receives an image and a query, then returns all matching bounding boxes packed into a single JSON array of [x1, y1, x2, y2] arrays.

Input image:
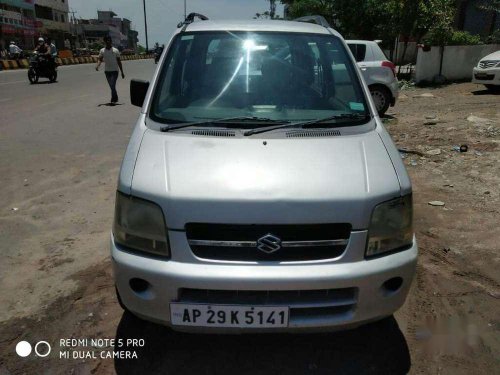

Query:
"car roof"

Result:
[[182, 19, 341, 37]]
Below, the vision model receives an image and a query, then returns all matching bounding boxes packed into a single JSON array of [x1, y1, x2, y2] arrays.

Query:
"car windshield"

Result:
[[150, 31, 369, 125]]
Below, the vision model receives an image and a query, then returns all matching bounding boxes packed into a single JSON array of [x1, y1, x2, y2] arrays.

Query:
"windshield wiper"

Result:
[[243, 113, 371, 136], [160, 116, 288, 132]]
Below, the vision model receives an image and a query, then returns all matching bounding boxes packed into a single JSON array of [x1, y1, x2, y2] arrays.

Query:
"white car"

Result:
[[347, 40, 399, 115], [472, 50, 500, 91]]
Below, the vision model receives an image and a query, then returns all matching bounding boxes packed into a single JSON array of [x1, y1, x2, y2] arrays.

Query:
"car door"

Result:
[[348, 42, 375, 85]]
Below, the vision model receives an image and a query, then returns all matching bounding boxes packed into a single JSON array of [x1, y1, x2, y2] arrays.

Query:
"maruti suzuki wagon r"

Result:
[[112, 14, 417, 333]]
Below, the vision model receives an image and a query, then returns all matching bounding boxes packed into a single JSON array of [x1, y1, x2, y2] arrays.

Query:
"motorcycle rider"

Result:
[[46, 37, 58, 70], [47, 38, 57, 58], [34, 37, 50, 56], [9, 41, 22, 59], [34, 37, 53, 74]]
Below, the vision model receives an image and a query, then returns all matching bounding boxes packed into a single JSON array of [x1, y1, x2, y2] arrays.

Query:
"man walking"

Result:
[[95, 36, 125, 103]]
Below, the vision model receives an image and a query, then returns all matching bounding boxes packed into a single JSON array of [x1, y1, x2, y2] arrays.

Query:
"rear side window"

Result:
[[348, 43, 366, 62], [372, 44, 389, 61]]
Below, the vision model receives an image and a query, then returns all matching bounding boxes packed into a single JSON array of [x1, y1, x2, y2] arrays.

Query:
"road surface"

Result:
[[0, 61, 499, 375]]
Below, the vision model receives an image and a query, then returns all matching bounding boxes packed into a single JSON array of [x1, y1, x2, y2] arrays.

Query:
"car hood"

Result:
[[480, 50, 500, 61], [130, 129, 401, 229]]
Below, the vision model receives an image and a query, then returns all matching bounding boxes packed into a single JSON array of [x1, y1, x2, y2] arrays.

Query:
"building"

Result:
[[71, 10, 139, 52], [0, 0, 36, 51], [455, 0, 499, 38], [34, 0, 70, 48]]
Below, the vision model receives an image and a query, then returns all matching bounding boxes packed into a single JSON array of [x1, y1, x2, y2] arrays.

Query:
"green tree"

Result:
[[281, 0, 457, 45]]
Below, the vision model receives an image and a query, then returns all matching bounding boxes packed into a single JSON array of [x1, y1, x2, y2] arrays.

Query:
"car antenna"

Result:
[[177, 12, 209, 31]]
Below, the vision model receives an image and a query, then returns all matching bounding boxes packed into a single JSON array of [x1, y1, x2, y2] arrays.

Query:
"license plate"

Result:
[[170, 303, 289, 328]]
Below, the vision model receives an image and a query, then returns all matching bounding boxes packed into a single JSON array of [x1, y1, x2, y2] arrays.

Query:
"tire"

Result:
[[370, 85, 391, 115], [484, 84, 500, 92], [28, 69, 38, 84]]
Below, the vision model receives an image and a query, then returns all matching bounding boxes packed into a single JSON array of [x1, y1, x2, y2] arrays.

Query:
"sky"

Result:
[[69, 0, 285, 48]]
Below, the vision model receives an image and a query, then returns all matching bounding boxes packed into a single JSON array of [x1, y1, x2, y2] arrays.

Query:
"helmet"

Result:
[[38, 37, 45, 43], [10, 41, 15, 44]]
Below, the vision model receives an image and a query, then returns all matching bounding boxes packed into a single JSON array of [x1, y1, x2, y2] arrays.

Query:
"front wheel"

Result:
[[28, 68, 38, 84], [370, 85, 391, 115]]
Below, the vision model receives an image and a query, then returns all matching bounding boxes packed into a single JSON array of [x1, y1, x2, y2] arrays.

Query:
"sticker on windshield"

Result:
[[349, 102, 365, 112], [181, 35, 194, 40]]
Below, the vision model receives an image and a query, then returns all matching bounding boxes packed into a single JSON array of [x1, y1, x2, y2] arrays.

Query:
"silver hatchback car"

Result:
[[112, 15, 417, 333]]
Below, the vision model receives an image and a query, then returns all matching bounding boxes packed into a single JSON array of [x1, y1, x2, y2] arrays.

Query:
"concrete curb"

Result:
[[0, 54, 154, 71]]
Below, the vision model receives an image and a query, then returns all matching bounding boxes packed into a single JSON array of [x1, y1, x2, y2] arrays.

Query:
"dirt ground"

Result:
[[0, 82, 499, 375]]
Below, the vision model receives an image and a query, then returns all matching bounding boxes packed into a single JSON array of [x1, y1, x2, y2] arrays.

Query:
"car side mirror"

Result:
[[130, 79, 149, 107]]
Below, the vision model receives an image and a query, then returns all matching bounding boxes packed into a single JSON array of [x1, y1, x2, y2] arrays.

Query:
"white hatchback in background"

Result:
[[472, 50, 500, 91], [347, 40, 399, 115]]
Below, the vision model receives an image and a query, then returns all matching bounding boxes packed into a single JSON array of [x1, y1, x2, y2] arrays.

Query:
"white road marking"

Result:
[[0, 98, 12, 102], [0, 80, 25, 85]]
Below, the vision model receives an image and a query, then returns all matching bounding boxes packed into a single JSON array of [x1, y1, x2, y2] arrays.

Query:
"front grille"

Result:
[[474, 73, 494, 81], [479, 60, 499, 69], [186, 223, 351, 261], [178, 288, 358, 322]]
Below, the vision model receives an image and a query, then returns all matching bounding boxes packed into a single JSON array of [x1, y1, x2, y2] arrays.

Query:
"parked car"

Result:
[[113, 14, 417, 333], [347, 40, 398, 115], [472, 50, 500, 91]]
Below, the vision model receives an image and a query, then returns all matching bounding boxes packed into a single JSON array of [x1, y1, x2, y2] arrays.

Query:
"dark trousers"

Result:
[[105, 71, 119, 102]]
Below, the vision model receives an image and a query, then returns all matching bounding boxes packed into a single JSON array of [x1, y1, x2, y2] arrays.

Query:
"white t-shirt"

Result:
[[99, 47, 120, 72]]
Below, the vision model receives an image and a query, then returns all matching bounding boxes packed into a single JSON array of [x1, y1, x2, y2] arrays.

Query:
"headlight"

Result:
[[366, 195, 413, 258], [113, 192, 170, 257]]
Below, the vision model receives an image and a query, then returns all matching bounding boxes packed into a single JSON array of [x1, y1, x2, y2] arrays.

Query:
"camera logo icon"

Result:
[[16, 341, 51, 358]]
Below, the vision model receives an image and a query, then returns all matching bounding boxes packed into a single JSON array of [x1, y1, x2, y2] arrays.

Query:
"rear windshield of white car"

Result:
[[150, 31, 369, 124]]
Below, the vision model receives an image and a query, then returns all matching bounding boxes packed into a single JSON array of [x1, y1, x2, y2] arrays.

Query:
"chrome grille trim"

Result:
[[479, 60, 499, 69], [188, 239, 349, 248]]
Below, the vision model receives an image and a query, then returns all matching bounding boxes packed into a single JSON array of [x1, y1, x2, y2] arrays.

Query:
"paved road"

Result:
[[0, 60, 156, 321]]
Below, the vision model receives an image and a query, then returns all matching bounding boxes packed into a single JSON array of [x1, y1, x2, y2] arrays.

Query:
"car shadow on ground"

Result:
[[113, 311, 411, 375], [472, 89, 499, 95]]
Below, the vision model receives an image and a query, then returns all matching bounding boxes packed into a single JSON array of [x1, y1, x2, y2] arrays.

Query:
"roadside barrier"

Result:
[[0, 54, 153, 71], [0, 60, 20, 70]]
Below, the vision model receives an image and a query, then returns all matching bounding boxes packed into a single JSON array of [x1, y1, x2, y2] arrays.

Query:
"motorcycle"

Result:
[[154, 48, 163, 64], [28, 53, 57, 84]]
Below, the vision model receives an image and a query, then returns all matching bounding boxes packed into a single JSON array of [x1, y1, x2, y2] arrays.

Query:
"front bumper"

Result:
[[472, 67, 500, 85], [112, 231, 417, 333], [389, 79, 399, 106]]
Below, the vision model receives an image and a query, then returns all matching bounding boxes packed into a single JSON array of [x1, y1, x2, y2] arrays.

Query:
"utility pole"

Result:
[[143, 0, 149, 52], [184, 0, 187, 20], [269, 0, 276, 19]]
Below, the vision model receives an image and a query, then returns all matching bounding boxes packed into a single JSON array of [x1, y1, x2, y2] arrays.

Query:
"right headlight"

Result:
[[113, 191, 170, 258], [366, 195, 413, 258]]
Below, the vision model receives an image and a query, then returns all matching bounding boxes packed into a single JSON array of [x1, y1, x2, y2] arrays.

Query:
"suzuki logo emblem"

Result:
[[257, 234, 282, 254]]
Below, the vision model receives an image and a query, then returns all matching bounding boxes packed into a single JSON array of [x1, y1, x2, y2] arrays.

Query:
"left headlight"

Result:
[[366, 195, 413, 258], [113, 191, 170, 257]]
